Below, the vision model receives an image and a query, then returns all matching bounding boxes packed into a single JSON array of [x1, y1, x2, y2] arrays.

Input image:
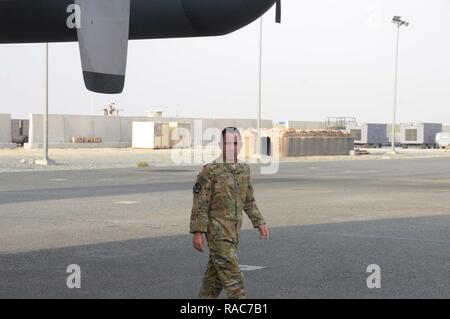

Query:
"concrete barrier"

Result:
[[25, 114, 138, 149], [0, 114, 16, 149], [25, 114, 273, 149]]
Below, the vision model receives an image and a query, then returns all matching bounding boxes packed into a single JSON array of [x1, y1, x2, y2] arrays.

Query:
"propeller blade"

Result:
[[75, 0, 130, 94], [275, 0, 281, 23]]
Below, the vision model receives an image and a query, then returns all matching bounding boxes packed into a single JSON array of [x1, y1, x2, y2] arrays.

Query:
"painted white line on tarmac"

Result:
[[311, 231, 450, 244], [114, 201, 140, 204], [239, 265, 266, 271]]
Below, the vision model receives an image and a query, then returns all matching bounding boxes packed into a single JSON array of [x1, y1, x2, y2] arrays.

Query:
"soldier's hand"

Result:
[[193, 232, 205, 252], [258, 224, 269, 240]]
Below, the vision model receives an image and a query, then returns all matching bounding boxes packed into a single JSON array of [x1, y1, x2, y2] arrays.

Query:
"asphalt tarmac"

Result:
[[1, 157, 450, 298]]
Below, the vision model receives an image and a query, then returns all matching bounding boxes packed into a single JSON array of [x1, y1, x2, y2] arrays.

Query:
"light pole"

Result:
[[90, 92, 95, 115], [256, 17, 263, 160], [255, 3, 281, 159], [390, 16, 409, 154], [36, 42, 55, 166]]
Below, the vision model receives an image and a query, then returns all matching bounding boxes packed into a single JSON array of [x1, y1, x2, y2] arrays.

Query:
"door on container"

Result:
[[261, 136, 271, 156]]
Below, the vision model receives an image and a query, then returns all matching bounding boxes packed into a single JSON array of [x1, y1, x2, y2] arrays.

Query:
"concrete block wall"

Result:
[[25, 114, 152, 148], [0, 113, 16, 149], [25, 114, 273, 149]]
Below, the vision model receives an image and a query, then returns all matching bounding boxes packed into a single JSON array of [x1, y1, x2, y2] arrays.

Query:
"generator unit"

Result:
[[345, 123, 388, 148], [400, 123, 442, 148]]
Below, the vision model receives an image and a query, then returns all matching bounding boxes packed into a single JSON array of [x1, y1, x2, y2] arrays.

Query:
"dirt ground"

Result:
[[0, 146, 449, 172]]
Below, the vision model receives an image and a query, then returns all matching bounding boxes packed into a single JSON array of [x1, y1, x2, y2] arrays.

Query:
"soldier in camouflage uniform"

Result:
[[190, 127, 269, 299]]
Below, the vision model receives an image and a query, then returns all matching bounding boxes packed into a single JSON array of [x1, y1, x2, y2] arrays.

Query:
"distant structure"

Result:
[[102, 101, 123, 117], [325, 117, 356, 130], [146, 111, 164, 118]]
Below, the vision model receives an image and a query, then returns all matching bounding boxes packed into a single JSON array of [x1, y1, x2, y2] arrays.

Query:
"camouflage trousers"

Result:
[[198, 240, 247, 299]]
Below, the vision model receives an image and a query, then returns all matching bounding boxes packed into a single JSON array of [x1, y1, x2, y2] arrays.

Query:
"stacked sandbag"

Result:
[[281, 128, 351, 138], [240, 128, 354, 157], [270, 129, 353, 157]]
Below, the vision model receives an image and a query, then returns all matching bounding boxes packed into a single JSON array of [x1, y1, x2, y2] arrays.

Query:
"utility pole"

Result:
[[36, 42, 55, 166]]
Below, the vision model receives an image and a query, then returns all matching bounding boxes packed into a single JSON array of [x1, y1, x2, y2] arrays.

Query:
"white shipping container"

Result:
[[132, 122, 170, 149]]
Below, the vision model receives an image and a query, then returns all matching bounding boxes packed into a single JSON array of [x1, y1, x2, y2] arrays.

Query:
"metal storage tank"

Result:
[[399, 123, 442, 148], [345, 123, 388, 147]]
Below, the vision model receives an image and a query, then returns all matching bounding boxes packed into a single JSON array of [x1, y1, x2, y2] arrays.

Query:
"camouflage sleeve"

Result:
[[189, 165, 213, 234], [243, 165, 265, 228]]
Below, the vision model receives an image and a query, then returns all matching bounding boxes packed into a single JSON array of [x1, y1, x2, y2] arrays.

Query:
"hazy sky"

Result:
[[1, 0, 449, 124]]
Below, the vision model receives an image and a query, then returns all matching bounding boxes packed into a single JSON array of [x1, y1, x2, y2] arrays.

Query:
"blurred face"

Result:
[[220, 131, 242, 163]]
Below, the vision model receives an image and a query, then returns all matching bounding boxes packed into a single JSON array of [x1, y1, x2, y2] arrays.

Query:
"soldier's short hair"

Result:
[[221, 127, 242, 143]]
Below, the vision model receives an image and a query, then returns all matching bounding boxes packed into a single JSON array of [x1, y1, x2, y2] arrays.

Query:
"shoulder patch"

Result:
[[193, 182, 202, 194]]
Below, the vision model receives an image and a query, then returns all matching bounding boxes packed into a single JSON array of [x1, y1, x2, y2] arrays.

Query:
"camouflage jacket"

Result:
[[190, 158, 265, 243]]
